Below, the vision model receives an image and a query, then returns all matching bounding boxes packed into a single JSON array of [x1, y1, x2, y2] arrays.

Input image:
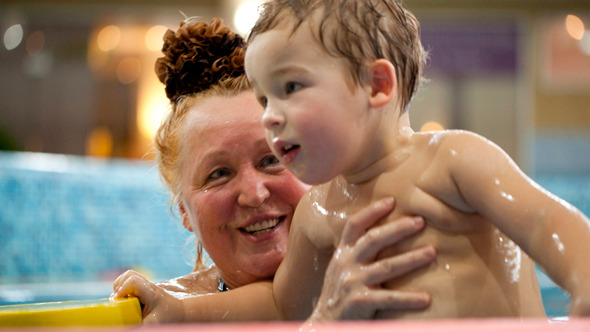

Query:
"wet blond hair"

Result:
[[154, 18, 250, 269], [248, 0, 427, 112]]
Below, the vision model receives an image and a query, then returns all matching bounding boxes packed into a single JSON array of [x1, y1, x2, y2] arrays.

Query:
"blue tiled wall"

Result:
[[0, 151, 193, 284]]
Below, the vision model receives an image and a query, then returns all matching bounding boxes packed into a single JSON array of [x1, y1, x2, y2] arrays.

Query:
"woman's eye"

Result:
[[260, 155, 280, 168], [206, 168, 231, 182], [286, 82, 301, 94]]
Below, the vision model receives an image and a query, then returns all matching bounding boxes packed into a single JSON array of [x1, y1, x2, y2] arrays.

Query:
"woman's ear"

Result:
[[179, 201, 193, 232], [367, 59, 397, 108]]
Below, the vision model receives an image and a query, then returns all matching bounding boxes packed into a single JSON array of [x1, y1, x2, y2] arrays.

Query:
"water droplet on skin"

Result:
[[495, 230, 521, 283], [444, 264, 450, 270], [500, 191, 515, 202], [313, 253, 319, 271], [552, 233, 565, 253], [275, 244, 284, 253]]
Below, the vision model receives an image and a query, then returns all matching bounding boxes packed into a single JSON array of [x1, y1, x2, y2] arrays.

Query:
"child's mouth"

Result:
[[280, 144, 300, 164]]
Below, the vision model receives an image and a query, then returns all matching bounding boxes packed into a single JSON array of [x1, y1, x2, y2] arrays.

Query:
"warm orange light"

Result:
[[566, 15, 585, 41], [86, 126, 113, 157], [116, 57, 142, 84], [97, 25, 121, 52], [145, 25, 168, 52], [420, 121, 445, 132], [137, 59, 168, 143]]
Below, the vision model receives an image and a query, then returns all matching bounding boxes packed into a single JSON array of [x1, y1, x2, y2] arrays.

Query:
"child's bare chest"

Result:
[[304, 152, 488, 251]]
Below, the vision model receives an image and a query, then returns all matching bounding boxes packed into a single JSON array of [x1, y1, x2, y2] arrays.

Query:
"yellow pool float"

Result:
[[0, 297, 142, 327]]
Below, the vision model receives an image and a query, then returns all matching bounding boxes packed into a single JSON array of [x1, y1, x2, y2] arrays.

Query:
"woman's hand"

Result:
[[308, 197, 436, 322], [112, 270, 185, 324]]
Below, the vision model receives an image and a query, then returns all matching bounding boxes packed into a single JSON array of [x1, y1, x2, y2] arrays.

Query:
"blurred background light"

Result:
[[566, 14, 585, 40], [96, 25, 121, 52], [116, 56, 142, 84], [145, 25, 168, 52], [25, 30, 45, 56], [86, 126, 113, 157], [4, 24, 23, 51], [420, 121, 445, 132], [580, 31, 590, 56], [234, 0, 262, 36]]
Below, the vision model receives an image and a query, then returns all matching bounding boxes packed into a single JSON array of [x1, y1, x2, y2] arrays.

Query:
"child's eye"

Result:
[[286, 82, 301, 94], [259, 96, 268, 107]]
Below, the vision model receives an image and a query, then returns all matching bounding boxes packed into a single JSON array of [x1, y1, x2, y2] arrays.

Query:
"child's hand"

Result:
[[112, 270, 184, 324]]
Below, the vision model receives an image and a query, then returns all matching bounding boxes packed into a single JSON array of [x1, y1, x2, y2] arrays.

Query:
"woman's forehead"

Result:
[[186, 93, 262, 131], [182, 93, 265, 153]]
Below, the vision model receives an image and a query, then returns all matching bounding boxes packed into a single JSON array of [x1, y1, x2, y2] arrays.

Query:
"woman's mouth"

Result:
[[241, 217, 283, 235]]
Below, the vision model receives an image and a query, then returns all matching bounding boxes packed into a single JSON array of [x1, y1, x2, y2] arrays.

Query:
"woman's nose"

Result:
[[237, 171, 271, 208]]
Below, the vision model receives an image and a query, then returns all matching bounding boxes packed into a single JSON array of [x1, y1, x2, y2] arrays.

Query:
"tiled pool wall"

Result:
[[1, 151, 589, 316], [0, 152, 194, 286]]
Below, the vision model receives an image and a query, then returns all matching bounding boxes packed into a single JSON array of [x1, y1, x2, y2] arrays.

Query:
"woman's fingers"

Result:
[[355, 216, 426, 262], [112, 270, 151, 299], [364, 245, 436, 285], [349, 289, 431, 314], [341, 197, 395, 246]]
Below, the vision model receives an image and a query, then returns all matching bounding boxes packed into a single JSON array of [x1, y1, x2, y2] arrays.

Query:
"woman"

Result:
[[113, 18, 435, 322]]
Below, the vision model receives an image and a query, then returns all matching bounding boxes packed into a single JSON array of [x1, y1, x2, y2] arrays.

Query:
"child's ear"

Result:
[[367, 59, 397, 108], [179, 201, 193, 232]]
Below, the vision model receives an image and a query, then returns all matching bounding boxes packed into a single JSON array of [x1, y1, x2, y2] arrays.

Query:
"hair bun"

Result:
[[155, 18, 246, 102]]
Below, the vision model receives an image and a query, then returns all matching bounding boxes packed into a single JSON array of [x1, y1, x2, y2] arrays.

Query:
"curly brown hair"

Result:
[[154, 18, 251, 270], [155, 18, 247, 103]]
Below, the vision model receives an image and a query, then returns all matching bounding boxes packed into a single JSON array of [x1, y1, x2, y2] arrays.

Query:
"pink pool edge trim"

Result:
[[2, 317, 590, 332]]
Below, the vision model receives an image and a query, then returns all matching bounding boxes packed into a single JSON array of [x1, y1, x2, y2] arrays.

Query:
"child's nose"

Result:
[[262, 106, 284, 130]]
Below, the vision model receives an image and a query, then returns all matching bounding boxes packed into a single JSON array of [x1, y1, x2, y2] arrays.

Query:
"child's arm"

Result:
[[447, 131, 590, 316]]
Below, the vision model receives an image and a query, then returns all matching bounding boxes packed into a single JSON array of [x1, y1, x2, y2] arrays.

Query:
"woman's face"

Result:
[[178, 91, 310, 289]]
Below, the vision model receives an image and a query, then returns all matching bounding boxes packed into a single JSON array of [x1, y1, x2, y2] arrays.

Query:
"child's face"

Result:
[[245, 20, 373, 185]]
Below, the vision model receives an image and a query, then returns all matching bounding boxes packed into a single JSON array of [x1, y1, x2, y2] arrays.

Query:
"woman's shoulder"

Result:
[[156, 264, 221, 297]]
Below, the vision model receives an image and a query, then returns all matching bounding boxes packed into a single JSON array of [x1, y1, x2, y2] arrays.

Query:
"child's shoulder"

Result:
[[415, 129, 493, 150], [295, 181, 348, 250]]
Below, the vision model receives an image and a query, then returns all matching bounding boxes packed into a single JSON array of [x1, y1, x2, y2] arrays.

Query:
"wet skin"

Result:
[[246, 17, 590, 319]]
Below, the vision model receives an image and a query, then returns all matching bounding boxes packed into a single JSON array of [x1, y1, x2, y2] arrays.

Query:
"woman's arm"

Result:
[[113, 198, 436, 323], [113, 270, 279, 323], [156, 265, 220, 297]]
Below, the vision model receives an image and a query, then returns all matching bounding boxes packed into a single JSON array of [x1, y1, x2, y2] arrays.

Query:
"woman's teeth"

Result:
[[244, 218, 279, 234]]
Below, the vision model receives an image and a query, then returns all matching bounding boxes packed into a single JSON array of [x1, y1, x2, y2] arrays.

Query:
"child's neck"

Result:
[[342, 112, 414, 185]]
